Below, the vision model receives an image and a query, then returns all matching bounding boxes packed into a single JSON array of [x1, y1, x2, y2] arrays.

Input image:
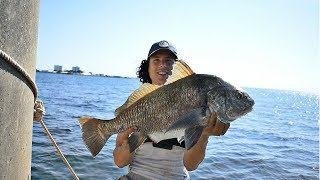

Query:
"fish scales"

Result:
[[115, 75, 204, 134], [118, 74, 205, 129]]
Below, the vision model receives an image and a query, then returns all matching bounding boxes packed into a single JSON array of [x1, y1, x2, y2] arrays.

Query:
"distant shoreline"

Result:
[[36, 70, 135, 79], [35, 71, 319, 95]]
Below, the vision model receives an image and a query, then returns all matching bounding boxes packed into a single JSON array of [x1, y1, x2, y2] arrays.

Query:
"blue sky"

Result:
[[37, 0, 319, 93]]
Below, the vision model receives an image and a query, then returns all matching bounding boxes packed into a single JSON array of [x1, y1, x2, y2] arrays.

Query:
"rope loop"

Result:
[[0, 49, 38, 101]]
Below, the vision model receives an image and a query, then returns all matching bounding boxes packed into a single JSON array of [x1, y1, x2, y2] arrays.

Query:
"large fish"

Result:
[[79, 60, 254, 156]]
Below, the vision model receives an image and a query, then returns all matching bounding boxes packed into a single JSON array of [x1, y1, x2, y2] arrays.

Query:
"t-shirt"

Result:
[[129, 142, 189, 180]]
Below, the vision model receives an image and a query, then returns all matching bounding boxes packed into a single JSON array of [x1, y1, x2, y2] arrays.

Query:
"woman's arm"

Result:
[[113, 128, 135, 168], [183, 113, 230, 171]]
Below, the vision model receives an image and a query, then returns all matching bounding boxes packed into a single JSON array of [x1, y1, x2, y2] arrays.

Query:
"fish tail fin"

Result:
[[79, 117, 113, 157]]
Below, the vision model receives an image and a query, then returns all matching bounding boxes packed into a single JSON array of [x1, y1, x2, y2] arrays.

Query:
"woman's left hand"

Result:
[[183, 112, 231, 171], [202, 112, 230, 137]]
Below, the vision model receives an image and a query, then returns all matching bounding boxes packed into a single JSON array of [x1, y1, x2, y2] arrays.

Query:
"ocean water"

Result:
[[31, 72, 319, 180]]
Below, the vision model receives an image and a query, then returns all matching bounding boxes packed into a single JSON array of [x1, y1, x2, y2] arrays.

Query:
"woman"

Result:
[[114, 40, 230, 180]]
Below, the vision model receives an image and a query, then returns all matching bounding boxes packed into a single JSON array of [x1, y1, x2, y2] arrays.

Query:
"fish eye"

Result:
[[236, 92, 243, 99]]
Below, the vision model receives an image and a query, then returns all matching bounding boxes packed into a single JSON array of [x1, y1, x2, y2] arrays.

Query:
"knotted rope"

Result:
[[1, 49, 79, 180], [34, 101, 79, 180]]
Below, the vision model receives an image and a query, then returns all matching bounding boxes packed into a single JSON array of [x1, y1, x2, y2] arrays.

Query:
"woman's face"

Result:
[[148, 50, 175, 85]]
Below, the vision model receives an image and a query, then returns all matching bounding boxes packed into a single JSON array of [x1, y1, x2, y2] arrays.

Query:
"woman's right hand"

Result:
[[116, 127, 135, 147], [113, 128, 135, 168]]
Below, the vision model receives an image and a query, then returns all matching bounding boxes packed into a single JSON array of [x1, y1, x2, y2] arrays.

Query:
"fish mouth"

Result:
[[225, 105, 253, 122], [243, 106, 253, 114], [239, 106, 253, 117]]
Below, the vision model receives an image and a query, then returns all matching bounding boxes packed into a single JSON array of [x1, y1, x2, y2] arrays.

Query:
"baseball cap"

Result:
[[147, 40, 178, 60]]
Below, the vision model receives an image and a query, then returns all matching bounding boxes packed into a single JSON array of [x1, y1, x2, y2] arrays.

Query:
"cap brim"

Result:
[[148, 48, 177, 59]]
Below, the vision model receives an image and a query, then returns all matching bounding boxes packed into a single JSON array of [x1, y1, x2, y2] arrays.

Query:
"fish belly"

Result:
[[148, 129, 185, 143]]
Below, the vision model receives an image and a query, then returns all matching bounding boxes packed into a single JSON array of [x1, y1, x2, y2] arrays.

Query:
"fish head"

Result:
[[207, 85, 255, 123]]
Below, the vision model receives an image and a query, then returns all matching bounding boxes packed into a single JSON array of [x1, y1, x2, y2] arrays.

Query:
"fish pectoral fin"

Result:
[[128, 132, 147, 153], [166, 108, 207, 132], [184, 126, 204, 150]]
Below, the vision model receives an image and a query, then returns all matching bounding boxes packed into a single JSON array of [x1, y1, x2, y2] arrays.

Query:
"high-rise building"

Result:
[[72, 66, 80, 72], [54, 65, 62, 71]]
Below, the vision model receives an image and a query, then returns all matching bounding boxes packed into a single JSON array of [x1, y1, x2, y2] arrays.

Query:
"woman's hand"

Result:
[[183, 113, 230, 171], [116, 127, 135, 147], [113, 128, 135, 168], [202, 112, 230, 138]]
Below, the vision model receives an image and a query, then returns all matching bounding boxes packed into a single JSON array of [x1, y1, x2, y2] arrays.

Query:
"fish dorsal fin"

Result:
[[115, 83, 160, 116], [165, 60, 195, 85], [128, 83, 160, 106]]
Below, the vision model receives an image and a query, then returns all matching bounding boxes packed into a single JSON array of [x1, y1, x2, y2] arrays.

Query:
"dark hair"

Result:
[[136, 59, 151, 83]]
